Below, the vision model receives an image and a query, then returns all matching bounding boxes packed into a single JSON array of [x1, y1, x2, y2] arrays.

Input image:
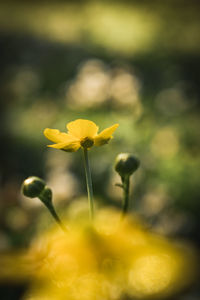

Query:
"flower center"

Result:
[[80, 137, 94, 149]]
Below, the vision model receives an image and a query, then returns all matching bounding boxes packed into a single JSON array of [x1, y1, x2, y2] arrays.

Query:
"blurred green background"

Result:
[[0, 0, 200, 298]]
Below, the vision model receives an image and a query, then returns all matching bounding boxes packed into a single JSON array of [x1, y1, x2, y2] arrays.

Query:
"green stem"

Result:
[[39, 196, 68, 232], [122, 175, 130, 216], [83, 148, 94, 219], [48, 203, 68, 232]]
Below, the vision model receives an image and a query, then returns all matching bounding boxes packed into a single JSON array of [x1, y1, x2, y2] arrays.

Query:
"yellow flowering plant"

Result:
[[44, 119, 119, 219], [43, 119, 119, 151], [0, 117, 197, 300], [0, 210, 197, 300]]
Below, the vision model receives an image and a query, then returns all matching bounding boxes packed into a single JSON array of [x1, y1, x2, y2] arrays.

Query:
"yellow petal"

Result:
[[48, 141, 80, 152], [44, 128, 76, 143], [94, 124, 119, 146], [66, 119, 99, 139]]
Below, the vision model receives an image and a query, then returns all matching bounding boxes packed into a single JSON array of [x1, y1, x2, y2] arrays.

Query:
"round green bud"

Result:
[[38, 186, 52, 205], [22, 176, 46, 198], [115, 153, 140, 177]]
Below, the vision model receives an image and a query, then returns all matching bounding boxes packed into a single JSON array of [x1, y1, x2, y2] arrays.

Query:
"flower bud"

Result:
[[115, 153, 140, 177], [22, 176, 45, 198], [39, 186, 52, 206]]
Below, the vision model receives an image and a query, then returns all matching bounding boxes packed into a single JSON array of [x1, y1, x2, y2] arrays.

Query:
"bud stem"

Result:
[[48, 203, 68, 233], [122, 175, 130, 216], [39, 195, 68, 233], [83, 148, 94, 220]]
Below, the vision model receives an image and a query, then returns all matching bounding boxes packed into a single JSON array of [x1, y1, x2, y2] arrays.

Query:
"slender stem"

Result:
[[83, 148, 94, 219], [48, 203, 68, 232], [40, 198, 68, 233], [122, 175, 130, 216]]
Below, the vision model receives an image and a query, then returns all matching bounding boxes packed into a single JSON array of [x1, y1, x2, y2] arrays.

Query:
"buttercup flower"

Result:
[[1, 209, 196, 300], [44, 119, 119, 152]]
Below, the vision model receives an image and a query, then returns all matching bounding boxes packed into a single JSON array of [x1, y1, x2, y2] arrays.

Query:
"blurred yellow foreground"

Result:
[[0, 209, 197, 300]]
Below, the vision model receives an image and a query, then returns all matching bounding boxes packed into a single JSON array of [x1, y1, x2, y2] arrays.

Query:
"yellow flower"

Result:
[[44, 119, 119, 151], [0, 209, 197, 300]]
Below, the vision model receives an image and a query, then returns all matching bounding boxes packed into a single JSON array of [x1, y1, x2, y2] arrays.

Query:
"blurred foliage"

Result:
[[0, 0, 200, 298]]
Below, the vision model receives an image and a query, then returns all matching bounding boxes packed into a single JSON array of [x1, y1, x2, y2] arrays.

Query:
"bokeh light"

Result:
[[1, 0, 200, 299]]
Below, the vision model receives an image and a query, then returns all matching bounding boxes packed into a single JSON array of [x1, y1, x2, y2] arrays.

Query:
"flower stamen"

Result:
[[80, 137, 94, 149]]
